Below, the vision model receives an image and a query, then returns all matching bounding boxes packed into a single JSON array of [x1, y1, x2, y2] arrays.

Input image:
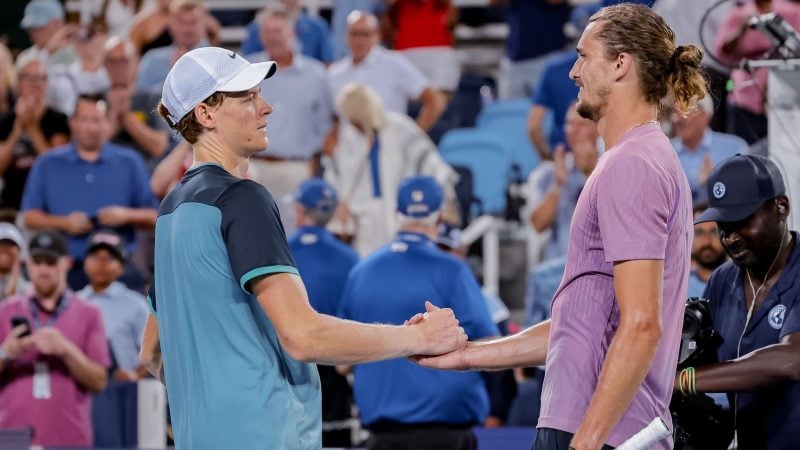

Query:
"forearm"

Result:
[[416, 94, 445, 132], [62, 341, 108, 392], [694, 341, 800, 393], [530, 129, 551, 161], [24, 210, 70, 232], [572, 322, 661, 449], [121, 207, 158, 228], [0, 129, 21, 174], [462, 320, 551, 371], [26, 125, 51, 155], [530, 191, 559, 232], [151, 142, 189, 198], [122, 113, 169, 158]]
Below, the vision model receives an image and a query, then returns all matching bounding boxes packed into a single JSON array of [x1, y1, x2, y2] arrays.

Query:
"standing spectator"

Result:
[[18, 0, 78, 68], [77, 0, 157, 39], [48, 26, 111, 116], [688, 204, 727, 298], [387, 0, 461, 95], [670, 95, 748, 203], [128, 0, 220, 56], [79, 229, 148, 380], [104, 37, 172, 167], [331, 0, 387, 60], [339, 175, 499, 450], [288, 178, 359, 447], [0, 222, 29, 299], [0, 230, 109, 448], [714, 0, 800, 144], [324, 84, 458, 256], [490, 0, 572, 99], [241, 0, 334, 64], [0, 58, 70, 210], [246, 6, 334, 235], [21, 95, 157, 291], [328, 11, 446, 133], [135, 0, 209, 94]]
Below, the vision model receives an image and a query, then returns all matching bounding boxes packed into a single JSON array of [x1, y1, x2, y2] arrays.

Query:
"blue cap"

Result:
[[21, 0, 64, 29], [161, 47, 277, 127], [695, 154, 786, 224], [296, 178, 338, 213], [397, 176, 443, 218]]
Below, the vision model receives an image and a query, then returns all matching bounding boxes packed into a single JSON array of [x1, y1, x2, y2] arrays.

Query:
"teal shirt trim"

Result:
[[146, 295, 157, 316], [240, 265, 299, 293]]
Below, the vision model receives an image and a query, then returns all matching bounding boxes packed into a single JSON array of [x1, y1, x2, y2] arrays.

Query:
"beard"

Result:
[[693, 246, 728, 270], [32, 277, 59, 299], [575, 85, 610, 122]]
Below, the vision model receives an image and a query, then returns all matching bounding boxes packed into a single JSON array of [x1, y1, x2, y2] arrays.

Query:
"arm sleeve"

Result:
[[217, 180, 298, 294], [20, 157, 47, 212], [531, 63, 555, 106], [448, 262, 500, 340], [596, 155, 671, 262]]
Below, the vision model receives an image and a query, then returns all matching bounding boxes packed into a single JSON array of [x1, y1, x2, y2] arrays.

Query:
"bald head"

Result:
[[346, 10, 380, 63]]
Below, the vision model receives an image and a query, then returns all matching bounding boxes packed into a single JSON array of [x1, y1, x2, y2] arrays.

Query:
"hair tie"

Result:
[[668, 45, 684, 74]]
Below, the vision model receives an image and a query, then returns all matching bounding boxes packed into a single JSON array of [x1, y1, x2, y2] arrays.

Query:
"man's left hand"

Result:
[[31, 327, 70, 358], [98, 206, 131, 227]]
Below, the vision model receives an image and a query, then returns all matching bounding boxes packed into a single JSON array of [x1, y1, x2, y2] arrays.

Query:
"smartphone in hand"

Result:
[[10, 316, 31, 338]]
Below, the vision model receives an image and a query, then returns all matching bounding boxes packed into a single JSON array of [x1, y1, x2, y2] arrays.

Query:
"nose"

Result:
[[569, 60, 580, 81], [260, 98, 273, 116]]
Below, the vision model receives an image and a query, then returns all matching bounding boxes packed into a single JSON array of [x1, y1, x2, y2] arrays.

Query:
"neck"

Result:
[[596, 99, 658, 150], [76, 145, 102, 162], [696, 266, 714, 282], [192, 141, 249, 178], [272, 50, 293, 68], [35, 289, 64, 312], [400, 225, 437, 241], [90, 280, 114, 294], [749, 230, 793, 283]]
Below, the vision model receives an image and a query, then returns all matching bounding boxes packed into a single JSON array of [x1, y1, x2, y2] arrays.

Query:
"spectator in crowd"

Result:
[[0, 222, 29, 299], [135, 0, 209, 94], [288, 178, 359, 447], [21, 94, 157, 291], [386, 0, 460, 95], [688, 204, 727, 298], [104, 37, 173, 167], [490, 0, 572, 99], [328, 10, 446, 133], [330, 0, 387, 60], [0, 57, 70, 210], [78, 0, 157, 39], [688, 154, 799, 450], [129, 0, 220, 56], [0, 43, 15, 121], [339, 175, 499, 450], [149, 139, 192, 199], [324, 83, 457, 256], [48, 26, 111, 116], [18, 0, 78, 68], [0, 230, 109, 448], [528, 4, 599, 160], [241, 0, 334, 64], [78, 229, 149, 381], [714, 0, 800, 144], [526, 105, 600, 262], [246, 5, 334, 235], [670, 95, 748, 203]]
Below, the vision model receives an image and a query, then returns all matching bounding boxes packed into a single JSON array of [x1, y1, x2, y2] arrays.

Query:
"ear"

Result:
[[193, 102, 218, 130], [614, 52, 634, 81], [775, 195, 790, 218]]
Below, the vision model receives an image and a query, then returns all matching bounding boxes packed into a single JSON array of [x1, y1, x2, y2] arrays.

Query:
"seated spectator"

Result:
[[104, 37, 172, 167], [688, 204, 728, 298], [0, 43, 15, 121], [135, 0, 209, 94], [246, 5, 334, 235], [0, 230, 109, 448], [387, 0, 460, 95], [21, 94, 158, 291], [328, 10, 446, 133], [288, 179, 358, 447], [324, 84, 457, 256], [0, 222, 29, 299], [78, 229, 149, 381], [129, 0, 220, 56], [48, 26, 111, 116], [241, 0, 334, 64], [670, 96, 748, 203], [526, 105, 600, 262], [18, 0, 78, 68], [489, 0, 571, 99], [0, 57, 70, 210]]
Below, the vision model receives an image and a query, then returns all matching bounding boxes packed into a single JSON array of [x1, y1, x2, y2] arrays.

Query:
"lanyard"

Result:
[[369, 133, 381, 198], [28, 293, 71, 330]]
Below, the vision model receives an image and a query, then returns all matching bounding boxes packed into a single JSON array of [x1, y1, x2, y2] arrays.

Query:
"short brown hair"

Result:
[[156, 92, 226, 144], [589, 4, 707, 115]]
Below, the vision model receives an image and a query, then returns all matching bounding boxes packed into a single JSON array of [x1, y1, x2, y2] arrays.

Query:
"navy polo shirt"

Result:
[[703, 231, 800, 450], [339, 232, 499, 426], [506, 0, 571, 62], [148, 164, 321, 450], [288, 225, 359, 317], [531, 50, 579, 149], [21, 143, 157, 259]]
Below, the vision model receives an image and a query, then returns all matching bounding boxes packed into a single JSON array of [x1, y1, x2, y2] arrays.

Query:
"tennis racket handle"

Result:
[[616, 418, 671, 450]]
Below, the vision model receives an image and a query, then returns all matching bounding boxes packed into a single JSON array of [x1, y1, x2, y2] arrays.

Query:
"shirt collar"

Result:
[[67, 142, 109, 163], [395, 231, 433, 245], [351, 46, 382, 67], [81, 281, 125, 299]]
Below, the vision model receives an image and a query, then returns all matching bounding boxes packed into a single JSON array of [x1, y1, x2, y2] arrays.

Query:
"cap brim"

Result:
[[218, 61, 277, 93], [29, 249, 64, 259], [20, 16, 46, 29], [694, 201, 763, 224]]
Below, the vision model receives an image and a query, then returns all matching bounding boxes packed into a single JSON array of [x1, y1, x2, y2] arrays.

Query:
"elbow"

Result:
[[89, 372, 109, 393], [621, 316, 662, 345], [280, 328, 319, 364]]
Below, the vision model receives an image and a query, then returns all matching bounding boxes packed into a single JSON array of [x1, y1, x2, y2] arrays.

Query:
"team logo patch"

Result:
[[412, 190, 424, 202], [768, 304, 786, 330], [712, 182, 726, 199]]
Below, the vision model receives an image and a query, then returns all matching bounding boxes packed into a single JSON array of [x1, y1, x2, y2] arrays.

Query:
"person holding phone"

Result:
[[0, 230, 109, 447]]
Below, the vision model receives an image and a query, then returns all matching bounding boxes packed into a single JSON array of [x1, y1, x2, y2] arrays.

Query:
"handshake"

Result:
[[402, 301, 471, 371]]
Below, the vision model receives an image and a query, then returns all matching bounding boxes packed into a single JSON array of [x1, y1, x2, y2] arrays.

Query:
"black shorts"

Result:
[[532, 428, 616, 450]]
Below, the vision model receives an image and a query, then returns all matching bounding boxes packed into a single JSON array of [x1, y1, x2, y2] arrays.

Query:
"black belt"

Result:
[[367, 420, 475, 433]]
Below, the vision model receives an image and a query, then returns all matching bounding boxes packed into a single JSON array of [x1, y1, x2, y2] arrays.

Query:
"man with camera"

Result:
[[683, 154, 800, 449]]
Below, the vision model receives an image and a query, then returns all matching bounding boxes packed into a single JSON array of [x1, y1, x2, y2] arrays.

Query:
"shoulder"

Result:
[[35, 144, 73, 164], [298, 55, 327, 76], [217, 178, 274, 208], [69, 295, 103, 317], [327, 58, 350, 76], [300, 14, 329, 32], [710, 130, 748, 150], [707, 260, 739, 293], [0, 296, 28, 316], [104, 143, 147, 163]]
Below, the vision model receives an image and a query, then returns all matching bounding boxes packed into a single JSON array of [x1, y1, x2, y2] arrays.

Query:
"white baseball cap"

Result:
[[0, 223, 24, 249], [161, 47, 277, 127]]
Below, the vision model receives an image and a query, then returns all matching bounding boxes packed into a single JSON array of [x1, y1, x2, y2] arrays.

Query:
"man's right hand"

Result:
[[63, 211, 93, 235], [1, 325, 33, 361], [410, 301, 467, 356]]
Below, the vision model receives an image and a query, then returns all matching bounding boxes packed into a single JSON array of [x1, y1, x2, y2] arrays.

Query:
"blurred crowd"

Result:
[[0, 0, 797, 447]]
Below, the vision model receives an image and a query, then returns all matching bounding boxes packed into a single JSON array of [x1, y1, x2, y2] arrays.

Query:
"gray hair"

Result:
[[337, 83, 385, 131], [397, 211, 439, 229]]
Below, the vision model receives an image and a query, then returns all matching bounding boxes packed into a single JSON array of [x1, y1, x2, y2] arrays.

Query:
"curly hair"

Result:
[[156, 92, 226, 144]]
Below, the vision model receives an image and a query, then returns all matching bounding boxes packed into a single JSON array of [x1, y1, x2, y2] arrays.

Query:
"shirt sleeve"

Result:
[[531, 62, 555, 106], [447, 262, 500, 340], [83, 304, 112, 369], [596, 154, 671, 262], [217, 180, 298, 294]]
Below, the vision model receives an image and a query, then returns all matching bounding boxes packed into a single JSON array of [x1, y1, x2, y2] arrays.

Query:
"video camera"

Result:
[[670, 298, 734, 450], [747, 12, 800, 59]]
